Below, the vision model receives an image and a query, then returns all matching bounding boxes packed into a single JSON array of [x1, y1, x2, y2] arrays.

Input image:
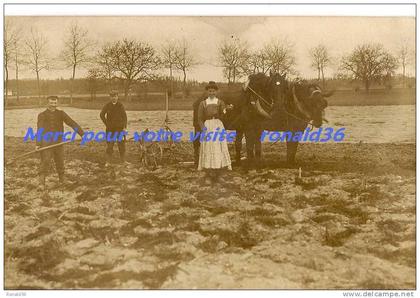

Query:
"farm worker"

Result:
[[197, 81, 234, 184], [36, 95, 85, 187], [192, 94, 206, 168], [100, 90, 128, 166]]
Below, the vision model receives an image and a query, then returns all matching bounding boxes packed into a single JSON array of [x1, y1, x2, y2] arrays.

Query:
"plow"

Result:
[[134, 92, 193, 168], [6, 92, 195, 169]]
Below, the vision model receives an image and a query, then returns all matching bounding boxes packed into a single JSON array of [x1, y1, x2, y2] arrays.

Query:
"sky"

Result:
[[6, 16, 416, 82]]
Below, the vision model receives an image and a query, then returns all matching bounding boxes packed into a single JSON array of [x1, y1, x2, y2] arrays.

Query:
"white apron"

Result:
[[197, 118, 232, 170]]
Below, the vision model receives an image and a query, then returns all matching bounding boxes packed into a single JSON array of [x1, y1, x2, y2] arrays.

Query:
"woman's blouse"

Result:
[[197, 97, 227, 130]]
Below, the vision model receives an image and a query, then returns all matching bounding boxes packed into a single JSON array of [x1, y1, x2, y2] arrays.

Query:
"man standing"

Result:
[[192, 95, 206, 168], [37, 96, 85, 187], [100, 90, 128, 166]]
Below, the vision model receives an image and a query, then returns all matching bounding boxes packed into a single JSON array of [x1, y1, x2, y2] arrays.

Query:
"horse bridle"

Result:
[[245, 81, 314, 129], [245, 85, 274, 109]]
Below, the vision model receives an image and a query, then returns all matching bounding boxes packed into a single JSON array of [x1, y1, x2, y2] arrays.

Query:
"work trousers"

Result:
[[106, 128, 126, 161], [40, 145, 64, 176], [193, 126, 201, 167]]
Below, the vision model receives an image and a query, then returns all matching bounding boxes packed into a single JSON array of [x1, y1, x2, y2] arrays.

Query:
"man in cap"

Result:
[[36, 95, 85, 188], [192, 94, 206, 168], [100, 90, 128, 166]]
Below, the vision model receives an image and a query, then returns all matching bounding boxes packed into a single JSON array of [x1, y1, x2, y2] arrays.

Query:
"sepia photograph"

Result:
[[3, 3, 416, 292]]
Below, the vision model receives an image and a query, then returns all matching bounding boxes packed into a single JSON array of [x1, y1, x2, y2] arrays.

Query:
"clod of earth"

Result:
[[4, 139, 415, 289]]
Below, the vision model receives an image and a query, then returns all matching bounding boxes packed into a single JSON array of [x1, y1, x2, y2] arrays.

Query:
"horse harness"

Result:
[[244, 83, 314, 130]]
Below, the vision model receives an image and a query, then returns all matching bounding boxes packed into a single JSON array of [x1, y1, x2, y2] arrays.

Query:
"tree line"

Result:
[[218, 37, 413, 92], [4, 20, 414, 105]]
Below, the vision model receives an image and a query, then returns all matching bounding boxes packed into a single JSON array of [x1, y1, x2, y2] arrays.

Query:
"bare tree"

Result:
[[4, 20, 18, 103], [96, 43, 117, 91], [262, 39, 296, 76], [12, 26, 23, 102], [341, 43, 397, 92], [97, 39, 161, 100], [245, 53, 260, 75], [218, 38, 249, 84], [397, 43, 413, 87], [86, 68, 101, 101], [61, 23, 92, 104], [246, 50, 270, 75], [382, 52, 398, 88], [161, 41, 177, 97], [173, 39, 197, 96], [309, 44, 330, 87], [24, 27, 49, 105], [382, 52, 398, 76]]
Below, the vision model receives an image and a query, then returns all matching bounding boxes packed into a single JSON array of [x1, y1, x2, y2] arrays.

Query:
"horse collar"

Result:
[[246, 85, 274, 108]]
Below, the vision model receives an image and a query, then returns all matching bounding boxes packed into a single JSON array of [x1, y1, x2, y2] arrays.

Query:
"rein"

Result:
[[285, 83, 314, 129], [283, 105, 314, 130], [246, 85, 274, 109], [246, 82, 314, 130]]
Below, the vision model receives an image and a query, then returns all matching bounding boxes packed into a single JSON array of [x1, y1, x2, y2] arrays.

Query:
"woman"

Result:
[[197, 81, 233, 184]]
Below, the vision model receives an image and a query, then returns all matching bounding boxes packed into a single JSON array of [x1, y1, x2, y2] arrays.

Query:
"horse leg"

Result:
[[244, 129, 255, 168], [286, 138, 299, 167], [235, 130, 243, 164]]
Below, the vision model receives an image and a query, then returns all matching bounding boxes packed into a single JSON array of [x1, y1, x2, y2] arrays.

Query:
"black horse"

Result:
[[223, 72, 332, 167]]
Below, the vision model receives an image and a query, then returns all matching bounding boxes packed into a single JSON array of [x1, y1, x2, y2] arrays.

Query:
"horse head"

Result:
[[268, 72, 288, 104], [243, 72, 289, 119], [291, 81, 333, 128]]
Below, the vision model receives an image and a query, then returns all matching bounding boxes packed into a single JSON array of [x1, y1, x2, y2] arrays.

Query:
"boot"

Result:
[[203, 171, 212, 186], [213, 169, 222, 183], [209, 170, 220, 183], [105, 154, 112, 167]]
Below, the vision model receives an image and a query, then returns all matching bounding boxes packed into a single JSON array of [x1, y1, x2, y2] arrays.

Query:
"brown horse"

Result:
[[223, 72, 332, 167]]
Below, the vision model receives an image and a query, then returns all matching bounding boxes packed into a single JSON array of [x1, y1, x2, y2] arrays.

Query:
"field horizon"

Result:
[[4, 87, 416, 111]]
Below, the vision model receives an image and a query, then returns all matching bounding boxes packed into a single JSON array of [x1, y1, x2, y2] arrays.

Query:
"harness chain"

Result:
[[245, 84, 314, 130], [246, 85, 274, 108]]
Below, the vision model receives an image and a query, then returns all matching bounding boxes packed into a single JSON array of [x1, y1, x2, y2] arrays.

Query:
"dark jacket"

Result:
[[193, 96, 206, 129], [37, 109, 84, 145], [100, 101, 127, 130], [197, 98, 227, 131]]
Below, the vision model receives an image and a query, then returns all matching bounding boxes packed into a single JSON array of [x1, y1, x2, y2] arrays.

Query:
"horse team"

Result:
[[196, 72, 332, 169], [35, 72, 332, 187]]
